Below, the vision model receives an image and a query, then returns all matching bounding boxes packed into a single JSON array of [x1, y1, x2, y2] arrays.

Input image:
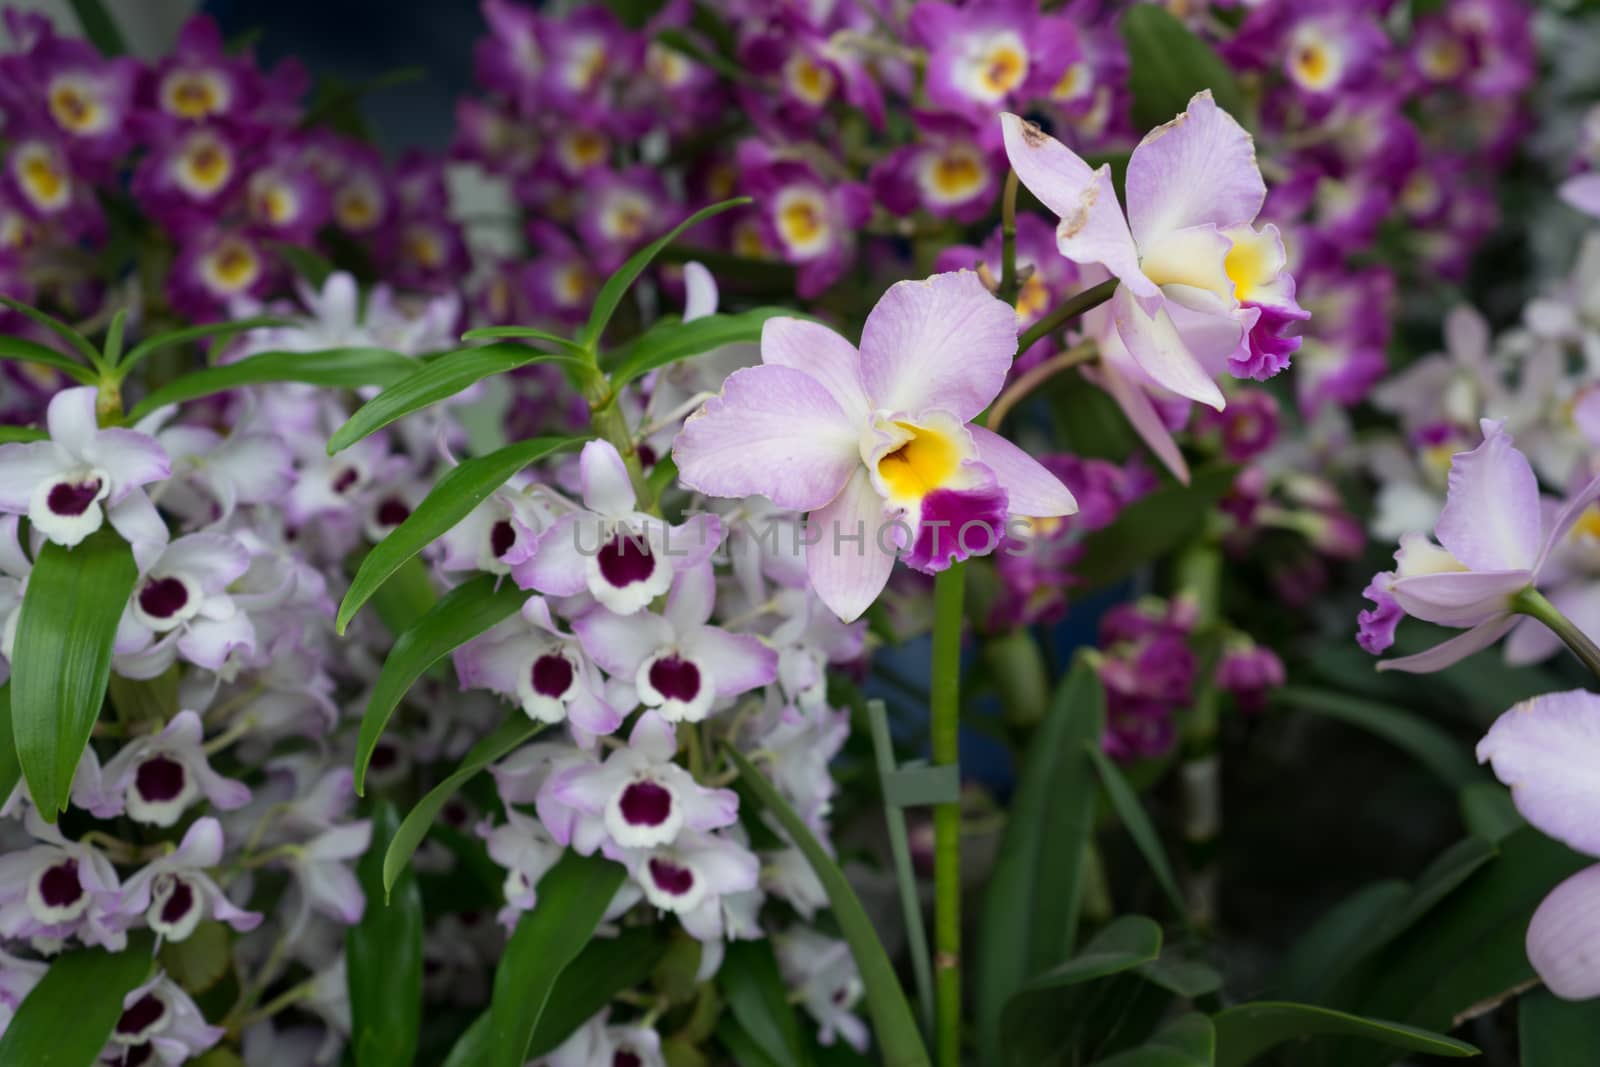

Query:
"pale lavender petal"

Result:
[[1436, 419, 1542, 572], [1445, 305, 1491, 367], [83, 429, 169, 500], [683, 261, 717, 322], [1538, 471, 1600, 574], [629, 709, 678, 763], [1389, 569, 1530, 627], [513, 514, 588, 596], [1527, 864, 1600, 999], [1478, 689, 1600, 854], [178, 613, 256, 671], [1375, 615, 1517, 673], [171, 817, 226, 868], [682, 626, 779, 696], [663, 512, 723, 572], [0, 442, 68, 510], [1094, 359, 1190, 484], [45, 387, 100, 457], [761, 317, 870, 422], [674, 365, 859, 511], [665, 560, 717, 633], [578, 440, 637, 517], [858, 270, 1016, 421], [1111, 287, 1225, 410], [999, 115, 1157, 303], [572, 608, 673, 678], [966, 426, 1078, 518], [805, 467, 893, 623], [1125, 90, 1265, 249], [167, 533, 251, 589], [1560, 173, 1600, 219], [303, 859, 365, 924], [107, 492, 169, 572]]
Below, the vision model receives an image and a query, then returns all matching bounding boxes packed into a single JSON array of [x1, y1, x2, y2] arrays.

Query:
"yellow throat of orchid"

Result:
[[875, 422, 961, 502]]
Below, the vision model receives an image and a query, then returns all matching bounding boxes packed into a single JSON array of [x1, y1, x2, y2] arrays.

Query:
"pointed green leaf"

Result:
[[355, 576, 530, 794], [12, 528, 138, 816], [0, 687, 18, 805], [347, 803, 424, 1067], [0, 295, 100, 366], [128, 347, 418, 420], [528, 927, 670, 1057], [1085, 741, 1187, 921], [719, 940, 815, 1067], [1120, 4, 1247, 130], [977, 654, 1106, 1064], [102, 310, 127, 366], [1520, 988, 1600, 1065], [581, 198, 752, 348], [442, 1015, 490, 1067], [460, 326, 588, 356], [1459, 782, 1522, 844], [329, 344, 587, 454], [1272, 686, 1479, 789], [1272, 881, 1410, 1005], [1096, 1014, 1215, 1067], [118, 315, 295, 375], [0, 931, 153, 1067], [1213, 1002, 1476, 1066], [488, 852, 627, 1067], [0, 334, 95, 384], [0, 427, 46, 443], [338, 435, 583, 634], [384, 713, 543, 896], [726, 746, 930, 1067], [606, 306, 792, 391], [66, 0, 126, 55]]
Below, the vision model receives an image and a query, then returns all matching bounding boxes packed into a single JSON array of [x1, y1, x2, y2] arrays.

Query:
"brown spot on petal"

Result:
[[1059, 180, 1099, 239], [1019, 119, 1047, 147]]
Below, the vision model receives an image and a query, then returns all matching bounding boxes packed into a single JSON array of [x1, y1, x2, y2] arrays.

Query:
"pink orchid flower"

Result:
[[1361, 419, 1600, 672], [1000, 92, 1305, 479], [672, 269, 1078, 622]]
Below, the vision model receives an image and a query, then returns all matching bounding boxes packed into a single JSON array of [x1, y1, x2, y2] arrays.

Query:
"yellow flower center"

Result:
[[179, 138, 233, 195], [252, 182, 297, 225], [163, 72, 224, 119], [877, 423, 960, 501], [404, 227, 443, 268], [1052, 61, 1090, 101], [336, 186, 380, 231], [776, 194, 828, 253], [561, 129, 608, 170], [204, 240, 260, 292], [1572, 505, 1600, 544], [1016, 273, 1051, 322], [1224, 234, 1270, 304], [785, 55, 836, 106], [49, 82, 102, 133], [1421, 37, 1467, 81], [605, 198, 649, 241], [928, 149, 985, 199], [557, 265, 591, 305], [18, 151, 67, 209], [1290, 39, 1337, 89], [980, 44, 1027, 96]]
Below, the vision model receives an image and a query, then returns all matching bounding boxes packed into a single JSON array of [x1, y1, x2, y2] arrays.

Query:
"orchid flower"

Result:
[[109, 972, 224, 1064], [120, 817, 261, 942], [454, 596, 621, 737], [673, 269, 1078, 622], [1001, 92, 1306, 412], [1360, 420, 1600, 672], [87, 711, 251, 827], [1478, 690, 1600, 998]]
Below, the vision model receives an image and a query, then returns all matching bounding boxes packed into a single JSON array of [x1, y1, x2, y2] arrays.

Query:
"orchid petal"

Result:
[[1477, 689, 1600, 855], [1559, 173, 1600, 219], [966, 426, 1078, 517], [683, 261, 717, 322], [805, 467, 894, 623], [578, 440, 638, 517], [1375, 615, 1516, 673], [1527, 864, 1600, 999], [681, 626, 778, 696], [1538, 471, 1600, 574], [1389, 569, 1530, 627], [1111, 286, 1225, 410], [761, 317, 870, 423], [573, 608, 673, 678], [1125, 90, 1264, 249], [1436, 419, 1542, 572]]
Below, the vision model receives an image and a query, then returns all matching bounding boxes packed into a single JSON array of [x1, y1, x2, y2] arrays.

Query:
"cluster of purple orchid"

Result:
[[3, 0, 1600, 1065]]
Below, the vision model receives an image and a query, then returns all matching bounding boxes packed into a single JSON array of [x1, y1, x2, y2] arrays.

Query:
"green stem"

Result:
[[1017, 278, 1118, 354], [997, 170, 1020, 307], [1513, 587, 1600, 679], [930, 564, 966, 1067]]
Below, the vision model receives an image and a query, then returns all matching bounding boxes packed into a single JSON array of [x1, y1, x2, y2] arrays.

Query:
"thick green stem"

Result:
[[997, 170, 1020, 307], [1017, 278, 1118, 354], [1513, 587, 1600, 680], [931, 564, 966, 1067]]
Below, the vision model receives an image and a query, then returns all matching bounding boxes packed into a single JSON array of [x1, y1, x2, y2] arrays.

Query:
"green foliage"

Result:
[[1085, 741, 1187, 921], [1120, 4, 1248, 131], [719, 940, 815, 1067], [1211, 1003, 1476, 1066], [0, 932, 153, 1067], [1519, 989, 1600, 1065], [1072, 466, 1237, 592], [606, 306, 793, 390], [347, 804, 425, 1067], [128, 347, 418, 420], [12, 528, 137, 817]]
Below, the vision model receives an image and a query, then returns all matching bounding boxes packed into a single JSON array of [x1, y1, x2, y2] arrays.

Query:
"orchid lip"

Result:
[[113, 992, 168, 1044], [29, 858, 86, 923]]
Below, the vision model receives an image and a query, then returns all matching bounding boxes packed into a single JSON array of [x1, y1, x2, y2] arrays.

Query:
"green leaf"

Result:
[[718, 940, 814, 1067], [159, 919, 231, 994], [606, 306, 790, 391], [0, 333, 96, 384], [0, 932, 153, 1067], [581, 198, 752, 348], [718, 1018, 788, 1067], [488, 852, 627, 1067], [12, 528, 137, 816], [1459, 782, 1522, 844], [0, 295, 101, 367], [271, 241, 335, 287], [355, 576, 530, 795], [1096, 1014, 1215, 1067], [1212, 1003, 1477, 1067], [0, 427, 46, 443], [102, 310, 127, 366], [66, 0, 126, 55], [1272, 686, 1480, 789], [338, 435, 582, 634], [118, 315, 295, 375], [1340, 836, 1499, 969], [1120, 4, 1247, 131], [442, 1016, 490, 1067], [329, 344, 586, 454], [727, 746, 930, 1067], [0, 687, 19, 806], [977, 655, 1106, 1064], [1520, 988, 1600, 1065], [128, 347, 418, 420], [528, 928, 670, 1057], [461, 326, 588, 355], [1272, 881, 1410, 1005], [367, 555, 439, 639], [384, 713, 543, 897], [1071, 466, 1237, 592], [1085, 741, 1186, 921], [348, 804, 424, 1067]]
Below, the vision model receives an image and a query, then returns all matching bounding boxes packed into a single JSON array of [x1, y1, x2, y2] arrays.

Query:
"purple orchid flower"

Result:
[[0, 807, 128, 951], [86, 711, 251, 828], [120, 817, 261, 941], [454, 596, 621, 737], [627, 827, 759, 942], [1360, 420, 1600, 672], [1477, 689, 1600, 999], [1002, 91, 1307, 409], [739, 149, 871, 299], [115, 534, 255, 679], [108, 972, 224, 1065], [674, 269, 1078, 621], [871, 112, 998, 225], [3, 133, 102, 240], [909, 0, 1074, 124]]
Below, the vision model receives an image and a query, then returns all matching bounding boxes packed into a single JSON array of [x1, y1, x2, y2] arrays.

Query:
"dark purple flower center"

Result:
[[648, 857, 695, 896], [134, 755, 187, 803], [119, 1044, 155, 1067], [648, 656, 700, 703], [615, 1053, 643, 1067], [619, 780, 673, 827], [37, 859, 82, 909], [159, 878, 195, 925], [530, 653, 574, 699], [490, 519, 517, 558], [331, 466, 361, 494], [46, 477, 102, 517], [375, 496, 411, 526], [596, 532, 655, 587], [137, 577, 189, 619], [636, 443, 658, 468], [115, 994, 166, 1038]]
